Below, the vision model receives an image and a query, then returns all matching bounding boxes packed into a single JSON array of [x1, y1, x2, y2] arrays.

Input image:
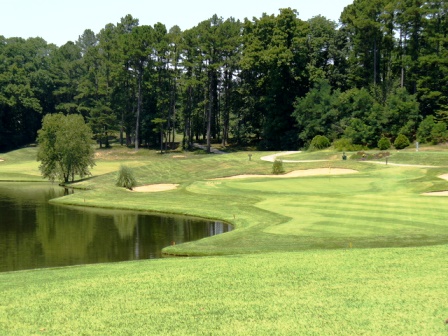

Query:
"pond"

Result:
[[0, 183, 231, 272]]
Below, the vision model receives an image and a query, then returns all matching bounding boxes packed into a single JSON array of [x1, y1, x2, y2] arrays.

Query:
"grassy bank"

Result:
[[1, 145, 448, 334], [1, 246, 448, 335]]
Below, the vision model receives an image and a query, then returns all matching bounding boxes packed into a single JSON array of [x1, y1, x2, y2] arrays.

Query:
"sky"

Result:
[[0, 0, 354, 46]]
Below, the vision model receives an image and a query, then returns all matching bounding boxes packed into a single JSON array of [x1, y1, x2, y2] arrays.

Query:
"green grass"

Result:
[[387, 151, 448, 166], [1, 247, 447, 335], [285, 147, 448, 167], [0, 147, 43, 181], [1, 145, 448, 334], [281, 150, 342, 161]]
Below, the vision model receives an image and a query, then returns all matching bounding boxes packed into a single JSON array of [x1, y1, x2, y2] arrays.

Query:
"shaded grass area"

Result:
[[1, 247, 447, 335]]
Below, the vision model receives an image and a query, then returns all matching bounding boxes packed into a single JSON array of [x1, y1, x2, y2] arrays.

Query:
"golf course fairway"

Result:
[[1, 146, 448, 335]]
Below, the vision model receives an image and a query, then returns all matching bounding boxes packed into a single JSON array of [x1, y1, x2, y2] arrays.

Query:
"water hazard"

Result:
[[0, 183, 231, 272]]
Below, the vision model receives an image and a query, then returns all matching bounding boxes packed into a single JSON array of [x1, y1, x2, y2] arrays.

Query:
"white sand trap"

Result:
[[422, 174, 448, 196], [172, 155, 186, 158], [0, 159, 4, 162], [422, 191, 448, 196], [213, 168, 358, 180], [132, 184, 179, 192]]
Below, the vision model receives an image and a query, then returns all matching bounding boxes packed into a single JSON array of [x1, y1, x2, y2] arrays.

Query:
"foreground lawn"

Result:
[[1, 246, 447, 335]]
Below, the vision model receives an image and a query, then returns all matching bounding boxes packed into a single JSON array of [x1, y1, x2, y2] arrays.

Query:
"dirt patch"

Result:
[[132, 184, 179, 192], [172, 155, 186, 158], [0, 159, 4, 162], [212, 168, 358, 180]]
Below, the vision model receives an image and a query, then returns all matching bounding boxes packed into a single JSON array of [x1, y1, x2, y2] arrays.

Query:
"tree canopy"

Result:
[[37, 113, 95, 183], [1, 1, 448, 152]]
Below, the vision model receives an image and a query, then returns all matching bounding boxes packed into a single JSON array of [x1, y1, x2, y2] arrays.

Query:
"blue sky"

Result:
[[1, 0, 353, 46]]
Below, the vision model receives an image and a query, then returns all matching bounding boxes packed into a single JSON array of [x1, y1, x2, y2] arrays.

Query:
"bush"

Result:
[[333, 138, 366, 152], [116, 165, 137, 190], [350, 151, 390, 161], [309, 135, 331, 151], [272, 159, 285, 175], [394, 134, 410, 150], [377, 137, 391, 150]]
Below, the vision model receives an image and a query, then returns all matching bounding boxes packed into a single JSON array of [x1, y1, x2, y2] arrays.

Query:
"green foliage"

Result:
[[293, 80, 339, 146], [0, 37, 48, 151], [2, 2, 448, 154], [242, 8, 308, 149], [271, 159, 284, 175], [377, 137, 391, 150], [384, 87, 420, 139], [394, 134, 411, 150], [309, 135, 331, 151], [417, 115, 436, 144], [116, 164, 137, 190], [333, 138, 366, 152], [430, 122, 448, 145], [37, 114, 95, 183]]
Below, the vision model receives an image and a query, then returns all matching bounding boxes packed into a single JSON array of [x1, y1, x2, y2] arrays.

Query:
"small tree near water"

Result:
[[272, 159, 285, 175], [37, 113, 95, 183], [116, 165, 137, 190]]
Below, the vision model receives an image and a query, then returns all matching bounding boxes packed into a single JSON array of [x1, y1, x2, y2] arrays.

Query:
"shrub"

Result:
[[309, 135, 331, 151], [377, 137, 391, 150], [116, 165, 137, 190], [272, 159, 285, 175], [350, 151, 390, 161], [333, 138, 366, 152], [394, 134, 410, 150]]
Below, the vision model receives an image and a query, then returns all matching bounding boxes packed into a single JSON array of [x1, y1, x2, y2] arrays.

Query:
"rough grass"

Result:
[[1, 145, 448, 334]]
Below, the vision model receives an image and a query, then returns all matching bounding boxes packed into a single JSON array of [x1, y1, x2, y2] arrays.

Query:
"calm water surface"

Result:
[[0, 183, 231, 272]]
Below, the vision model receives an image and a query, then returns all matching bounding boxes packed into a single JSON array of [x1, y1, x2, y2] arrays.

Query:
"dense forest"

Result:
[[1, 0, 447, 152]]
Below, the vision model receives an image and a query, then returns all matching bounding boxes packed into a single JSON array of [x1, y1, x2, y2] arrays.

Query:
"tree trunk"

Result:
[[206, 69, 214, 153], [120, 110, 124, 146], [135, 71, 142, 151], [373, 37, 377, 86]]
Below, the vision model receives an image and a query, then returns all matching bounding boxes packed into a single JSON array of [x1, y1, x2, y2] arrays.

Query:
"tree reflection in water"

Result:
[[0, 183, 232, 272]]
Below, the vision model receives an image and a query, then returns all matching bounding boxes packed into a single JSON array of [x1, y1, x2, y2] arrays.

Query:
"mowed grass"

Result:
[[1, 145, 448, 334], [1, 247, 448, 335]]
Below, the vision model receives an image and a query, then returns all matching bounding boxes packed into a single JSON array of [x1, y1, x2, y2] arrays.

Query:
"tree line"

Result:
[[1, 1, 447, 152]]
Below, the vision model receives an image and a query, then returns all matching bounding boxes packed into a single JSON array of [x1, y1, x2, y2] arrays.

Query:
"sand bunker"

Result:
[[172, 155, 186, 158], [132, 184, 179, 192], [213, 168, 358, 180], [422, 191, 448, 196], [0, 159, 4, 162], [422, 174, 448, 196]]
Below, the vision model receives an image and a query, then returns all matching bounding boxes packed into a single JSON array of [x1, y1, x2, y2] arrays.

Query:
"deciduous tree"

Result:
[[37, 113, 95, 183]]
